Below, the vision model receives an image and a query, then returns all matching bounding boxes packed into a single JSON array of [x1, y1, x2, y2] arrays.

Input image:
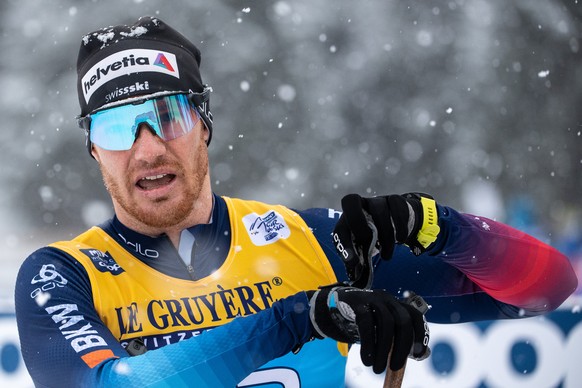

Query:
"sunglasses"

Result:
[[78, 92, 203, 151]]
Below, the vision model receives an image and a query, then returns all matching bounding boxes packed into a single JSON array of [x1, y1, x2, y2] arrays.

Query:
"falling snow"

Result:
[[1, 2, 581, 385]]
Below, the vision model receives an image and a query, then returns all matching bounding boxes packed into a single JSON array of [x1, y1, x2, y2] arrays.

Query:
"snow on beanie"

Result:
[[76, 16, 205, 116]]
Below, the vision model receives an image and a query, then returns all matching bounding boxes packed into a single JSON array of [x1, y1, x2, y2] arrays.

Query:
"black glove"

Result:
[[332, 193, 440, 288], [308, 286, 430, 374]]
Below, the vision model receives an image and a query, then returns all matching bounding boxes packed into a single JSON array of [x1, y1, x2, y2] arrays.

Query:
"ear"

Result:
[[90, 145, 101, 162], [201, 123, 210, 144]]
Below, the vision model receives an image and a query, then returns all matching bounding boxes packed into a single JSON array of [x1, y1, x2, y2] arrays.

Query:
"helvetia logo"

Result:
[[154, 53, 175, 72], [81, 49, 180, 103]]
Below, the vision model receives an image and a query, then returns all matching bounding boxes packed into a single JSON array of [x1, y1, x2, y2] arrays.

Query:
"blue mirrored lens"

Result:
[[89, 94, 199, 151]]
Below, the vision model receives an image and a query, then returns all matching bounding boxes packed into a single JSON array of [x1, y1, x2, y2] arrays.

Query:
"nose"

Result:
[[132, 124, 166, 161]]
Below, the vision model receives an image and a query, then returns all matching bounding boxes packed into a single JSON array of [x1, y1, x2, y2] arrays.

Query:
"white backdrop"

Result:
[[2, 299, 581, 387]]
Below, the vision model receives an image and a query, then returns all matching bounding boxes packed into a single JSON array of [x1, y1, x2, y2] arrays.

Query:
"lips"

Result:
[[136, 173, 176, 190]]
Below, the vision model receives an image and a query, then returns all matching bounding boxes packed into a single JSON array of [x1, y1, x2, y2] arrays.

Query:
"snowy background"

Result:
[[1, 0, 581, 386], [2, 0, 582, 289]]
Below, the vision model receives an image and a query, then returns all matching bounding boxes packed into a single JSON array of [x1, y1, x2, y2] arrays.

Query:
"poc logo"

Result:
[[332, 232, 349, 260]]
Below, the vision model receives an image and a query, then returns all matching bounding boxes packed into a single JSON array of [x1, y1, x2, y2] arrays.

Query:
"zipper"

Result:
[[186, 241, 197, 279]]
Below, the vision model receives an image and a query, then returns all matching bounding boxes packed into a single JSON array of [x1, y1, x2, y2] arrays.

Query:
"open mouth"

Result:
[[136, 173, 176, 190]]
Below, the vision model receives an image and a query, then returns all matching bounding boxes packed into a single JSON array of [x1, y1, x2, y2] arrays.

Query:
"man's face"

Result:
[[92, 119, 210, 230]]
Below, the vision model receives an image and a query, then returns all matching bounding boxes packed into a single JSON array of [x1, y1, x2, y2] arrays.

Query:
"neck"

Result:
[[162, 191, 214, 247]]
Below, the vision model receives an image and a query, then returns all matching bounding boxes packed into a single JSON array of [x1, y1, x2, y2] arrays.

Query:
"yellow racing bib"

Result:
[[50, 197, 338, 343]]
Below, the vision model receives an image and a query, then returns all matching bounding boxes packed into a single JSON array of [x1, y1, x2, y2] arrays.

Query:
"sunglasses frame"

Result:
[[77, 86, 213, 156]]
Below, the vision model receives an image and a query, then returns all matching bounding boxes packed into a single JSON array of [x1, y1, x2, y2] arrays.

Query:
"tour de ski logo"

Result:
[[81, 248, 125, 275], [242, 210, 291, 246]]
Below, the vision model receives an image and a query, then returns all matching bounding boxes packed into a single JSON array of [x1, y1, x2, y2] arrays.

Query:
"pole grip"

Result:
[[383, 292, 429, 387]]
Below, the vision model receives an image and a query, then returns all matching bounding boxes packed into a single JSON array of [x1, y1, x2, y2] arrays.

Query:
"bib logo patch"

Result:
[[81, 249, 124, 275], [242, 210, 290, 246]]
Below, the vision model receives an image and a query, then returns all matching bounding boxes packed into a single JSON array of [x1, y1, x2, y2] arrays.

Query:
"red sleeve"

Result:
[[436, 208, 578, 313]]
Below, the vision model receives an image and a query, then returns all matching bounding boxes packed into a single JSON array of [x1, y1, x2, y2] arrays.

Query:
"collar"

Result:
[[99, 194, 231, 279]]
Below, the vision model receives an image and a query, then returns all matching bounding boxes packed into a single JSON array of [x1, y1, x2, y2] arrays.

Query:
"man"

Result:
[[15, 16, 577, 387]]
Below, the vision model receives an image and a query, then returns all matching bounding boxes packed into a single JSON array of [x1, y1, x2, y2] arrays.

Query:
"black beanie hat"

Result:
[[76, 16, 213, 143]]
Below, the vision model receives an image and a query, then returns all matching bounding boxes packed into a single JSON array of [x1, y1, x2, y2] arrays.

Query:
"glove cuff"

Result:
[[308, 288, 328, 340], [308, 286, 356, 343], [403, 193, 440, 256], [417, 196, 440, 249]]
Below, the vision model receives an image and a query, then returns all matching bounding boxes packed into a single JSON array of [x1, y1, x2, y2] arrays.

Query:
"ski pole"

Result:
[[383, 356, 406, 388], [384, 292, 429, 388]]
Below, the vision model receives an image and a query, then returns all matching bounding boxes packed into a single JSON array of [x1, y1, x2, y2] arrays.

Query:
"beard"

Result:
[[100, 139, 209, 229]]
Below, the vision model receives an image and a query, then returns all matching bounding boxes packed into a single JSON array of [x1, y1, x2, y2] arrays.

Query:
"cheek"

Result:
[[177, 130, 206, 162], [102, 157, 120, 173], [96, 154, 128, 183]]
